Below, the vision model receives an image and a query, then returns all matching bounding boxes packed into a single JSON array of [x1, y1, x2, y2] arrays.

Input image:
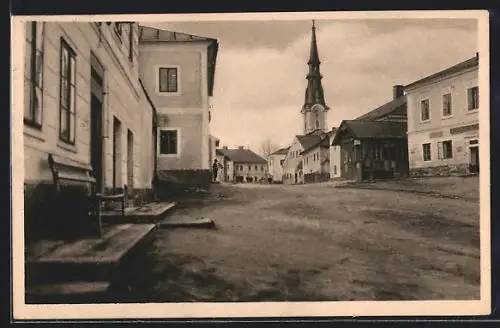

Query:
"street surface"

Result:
[[120, 179, 480, 302]]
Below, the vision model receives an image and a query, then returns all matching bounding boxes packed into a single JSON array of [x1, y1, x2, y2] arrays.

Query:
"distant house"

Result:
[[268, 147, 289, 183], [405, 54, 479, 177], [138, 25, 219, 187], [282, 131, 324, 184], [329, 128, 341, 179], [301, 132, 333, 183], [23, 22, 156, 241], [331, 85, 409, 181], [217, 146, 268, 183]]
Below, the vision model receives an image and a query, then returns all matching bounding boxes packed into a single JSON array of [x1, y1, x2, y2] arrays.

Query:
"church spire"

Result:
[[301, 20, 329, 135], [303, 20, 327, 109]]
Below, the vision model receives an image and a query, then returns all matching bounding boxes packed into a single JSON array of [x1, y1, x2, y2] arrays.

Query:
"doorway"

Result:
[[113, 117, 122, 189], [90, 66, 104, 193], [469, 146, 479, 173], [127, 129, 134, 188]]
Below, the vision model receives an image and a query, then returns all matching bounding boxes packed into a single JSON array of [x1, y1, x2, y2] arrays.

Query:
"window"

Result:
[[261, 166, 264, 171], [128, 24, 134, 62], [422, 143, 431, 161], [280, 159, 284, 166], [333, 165, 337, 175], [420, 99, 430, 121], [248, 165, 251, 171], [159, 67, 178, 93], [315, 120, 319, 129], [159, 129, 178, 155], [438, 140, 453, 159], [59, 39, 77, 144], [442, 93, 452, 117], [255, 165, 258, 171], [25, 22, 44, 128], [467, 86, 479, 111], [114, 23, 123, 40]]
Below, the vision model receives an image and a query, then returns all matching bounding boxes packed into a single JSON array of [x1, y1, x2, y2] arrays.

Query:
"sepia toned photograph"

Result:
[[11, 10, 490, 319]]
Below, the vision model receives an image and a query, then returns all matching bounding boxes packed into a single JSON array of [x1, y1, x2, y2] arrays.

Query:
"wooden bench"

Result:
[[48, 153, 126, 238]]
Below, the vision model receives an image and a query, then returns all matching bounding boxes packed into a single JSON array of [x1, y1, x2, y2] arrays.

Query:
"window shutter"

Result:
[[437, 142, 443, 160]]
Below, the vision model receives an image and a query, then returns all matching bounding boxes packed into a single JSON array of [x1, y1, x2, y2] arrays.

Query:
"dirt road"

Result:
[[120, 180, 480, 302]]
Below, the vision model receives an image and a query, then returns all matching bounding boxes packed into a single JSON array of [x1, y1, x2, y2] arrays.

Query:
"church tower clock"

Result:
[[301, 20, 329, 135]]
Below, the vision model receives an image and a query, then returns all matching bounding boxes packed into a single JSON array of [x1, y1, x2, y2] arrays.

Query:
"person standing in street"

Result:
[[212, 159, 219, 182]]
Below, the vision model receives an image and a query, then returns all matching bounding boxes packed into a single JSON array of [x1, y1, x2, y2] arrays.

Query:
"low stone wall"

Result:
[[154, 169, 212, 199], [410, 164, 470, 177], [304, 173, 331, 184]]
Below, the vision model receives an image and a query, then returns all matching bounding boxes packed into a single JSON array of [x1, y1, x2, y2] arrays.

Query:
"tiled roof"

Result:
[[270, 147, 290, 155], [296, 134, 323, 151], [405, 55, 478, 91], [331, 120, 407, 145], [355, 96, 406, 121], [217, 148, 267, 164]]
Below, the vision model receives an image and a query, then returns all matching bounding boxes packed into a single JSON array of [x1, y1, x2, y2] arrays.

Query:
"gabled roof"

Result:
[[270, 147, 290, 156], [405, 54, 478, 91], [331, 120, 407, 145], [300, 135, 330, 155], [296, 134, 323, 151], [355, 96, 407, 121], [217, 148, 267, 164], [138, 25, 219, 97]]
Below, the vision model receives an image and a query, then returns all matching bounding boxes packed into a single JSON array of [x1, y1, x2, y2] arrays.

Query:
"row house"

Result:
[[216, 146, 268, 183], [405, 54, 480, 176], [331, 85, 409, 181], [22, 21, 156, 241], [138, 26, 219, 188], [267, 147, 289, 183], [301, 130, 335, 183]]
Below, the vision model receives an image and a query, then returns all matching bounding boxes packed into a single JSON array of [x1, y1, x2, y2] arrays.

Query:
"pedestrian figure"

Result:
[[212, 159, 219, 182]]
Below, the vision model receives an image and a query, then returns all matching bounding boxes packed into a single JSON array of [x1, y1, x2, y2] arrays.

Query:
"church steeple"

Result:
[[301, 20, 329, 135]]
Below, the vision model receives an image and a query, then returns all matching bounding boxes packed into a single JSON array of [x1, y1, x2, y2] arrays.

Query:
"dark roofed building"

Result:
[[331, 85, 410, 182], [217, 147, 268, 183]]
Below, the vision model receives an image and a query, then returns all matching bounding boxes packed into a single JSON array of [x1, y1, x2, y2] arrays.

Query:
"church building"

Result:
[[282, 21, 333, 184]]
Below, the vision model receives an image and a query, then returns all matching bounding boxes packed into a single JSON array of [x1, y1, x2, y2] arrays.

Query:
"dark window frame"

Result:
[[128, 24, 134, 62], [58, 38, 77, 144], [25, 21, 44, 129], [422, 143, 431, 161], [420, 99, 430, 121], [467, 86, 479, 111], [442, 93, 452, 117], [158, 129, 179, 155], [158, 67, 179, 93]]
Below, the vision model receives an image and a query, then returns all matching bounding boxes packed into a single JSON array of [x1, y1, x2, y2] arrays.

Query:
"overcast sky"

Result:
[[143, 18, 478, 153]]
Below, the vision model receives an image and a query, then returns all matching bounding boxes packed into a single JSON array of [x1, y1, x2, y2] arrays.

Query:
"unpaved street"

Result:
[[120, 180, 480, 302]]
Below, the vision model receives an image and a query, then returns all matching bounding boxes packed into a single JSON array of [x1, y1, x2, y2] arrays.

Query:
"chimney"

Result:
[[223, 146, 228, 150], [393, 85, 405, 100], [238, 146, 244, 150]]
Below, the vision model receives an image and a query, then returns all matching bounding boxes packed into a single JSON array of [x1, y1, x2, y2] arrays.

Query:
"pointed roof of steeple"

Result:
[[302, 20, 328, 110], [308, 20, 320, 66]]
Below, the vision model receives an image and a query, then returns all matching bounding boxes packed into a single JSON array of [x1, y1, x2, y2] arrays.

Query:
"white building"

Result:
[[268, 147, 289, 183], [405, 54, 480, 176]]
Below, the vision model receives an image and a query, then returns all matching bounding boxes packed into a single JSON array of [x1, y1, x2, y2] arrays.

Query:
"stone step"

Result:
[[26, 223, 157, 285], [101, 201, 177, 224], [25, 281, 111, 304]]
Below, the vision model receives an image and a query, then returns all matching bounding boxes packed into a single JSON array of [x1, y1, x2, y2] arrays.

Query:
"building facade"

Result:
[[301, 133, 331, 183], [329, 128, 341, 179], [331, 86, 409, 181], [268, 147, 289, 183], [138, 26, 219, 186], [405, 55, 480, 176], [23, 21, 156, 240], [217, 147, 268, 183]]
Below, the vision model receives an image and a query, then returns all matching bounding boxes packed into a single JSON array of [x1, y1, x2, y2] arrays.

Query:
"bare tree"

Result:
[[260, 139, 279, 160]]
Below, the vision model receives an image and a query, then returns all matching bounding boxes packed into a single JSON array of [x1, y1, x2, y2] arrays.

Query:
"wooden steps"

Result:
[[25, 223, 157, 303], [26, 281, 111, 304]]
